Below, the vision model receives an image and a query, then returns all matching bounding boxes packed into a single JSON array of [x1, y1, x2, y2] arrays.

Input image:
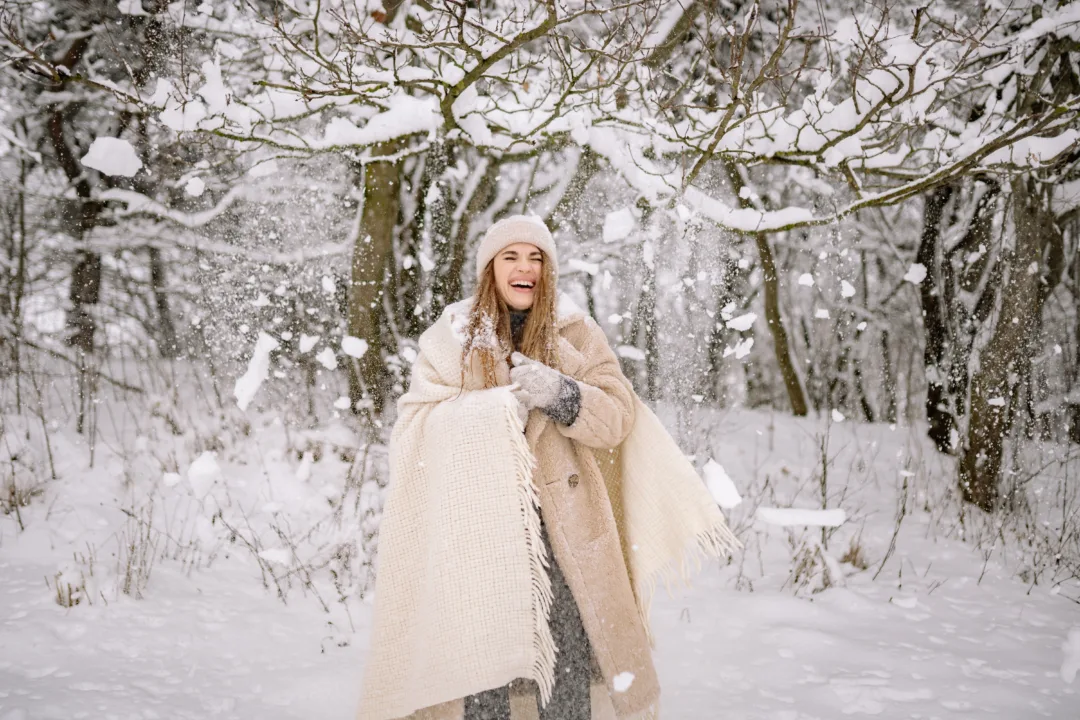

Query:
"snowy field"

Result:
[[2, 395, 1078, 720]]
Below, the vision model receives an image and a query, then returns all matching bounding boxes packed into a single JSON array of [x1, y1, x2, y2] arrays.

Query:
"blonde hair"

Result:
[[459, 252, 560, 390]]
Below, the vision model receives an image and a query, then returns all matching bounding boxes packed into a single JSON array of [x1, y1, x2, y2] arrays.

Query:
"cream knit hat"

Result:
[[475, 214, 558, 281]]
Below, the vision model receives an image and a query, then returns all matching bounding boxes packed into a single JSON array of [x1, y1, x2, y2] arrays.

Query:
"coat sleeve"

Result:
[[557, 317, 636, 449]]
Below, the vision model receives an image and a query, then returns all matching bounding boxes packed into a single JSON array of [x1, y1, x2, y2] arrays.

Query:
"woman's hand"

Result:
[[509, 352, 581, 426]]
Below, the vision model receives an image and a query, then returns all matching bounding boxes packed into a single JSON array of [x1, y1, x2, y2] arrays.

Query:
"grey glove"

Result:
[[509, 352, 581, 426]]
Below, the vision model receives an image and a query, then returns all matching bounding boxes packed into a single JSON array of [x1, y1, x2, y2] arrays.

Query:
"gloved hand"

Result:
[[510, 352, 582, 427], [509, 352, 564, 411]]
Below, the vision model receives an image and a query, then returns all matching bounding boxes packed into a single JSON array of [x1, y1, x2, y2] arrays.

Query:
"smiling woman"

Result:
[[358, 215, 739, 720]]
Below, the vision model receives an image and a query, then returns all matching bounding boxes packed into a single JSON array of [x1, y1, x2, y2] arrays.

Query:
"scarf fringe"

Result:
[[504, 397, 557, 707], [634, 518, 742, 639]]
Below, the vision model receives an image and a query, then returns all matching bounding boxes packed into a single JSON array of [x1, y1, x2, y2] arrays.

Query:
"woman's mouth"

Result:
[[509, 280, 535, 293]]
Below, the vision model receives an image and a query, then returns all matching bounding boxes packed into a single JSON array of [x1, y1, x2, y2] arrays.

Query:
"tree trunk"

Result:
[[722, 160, 807, 415], [754, 231, 808, 415], [348, 142, 402, 414], [916, 184, 956, 453], [959, 177, 1058, 511]]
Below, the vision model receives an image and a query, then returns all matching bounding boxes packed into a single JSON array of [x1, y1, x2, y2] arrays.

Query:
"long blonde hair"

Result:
[[459, 252, 560, 390]]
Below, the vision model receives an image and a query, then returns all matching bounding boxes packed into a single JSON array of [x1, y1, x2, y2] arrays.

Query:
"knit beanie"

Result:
[[474, 214, 558, 281]]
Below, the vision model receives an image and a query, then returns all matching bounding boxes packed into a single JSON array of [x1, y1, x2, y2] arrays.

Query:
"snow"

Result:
[[904, 263, 928, 284], [322, 276, 336, 294], [258, 548, 291, 566], [612, 671, 635, 693], [798, 273, 815, 287], [341, 336, 368, 359], [117, 0, 148, 15], [758, 507, 847, 527], [184, 176, 206, 197], [723, 337, 754, 360], [725, 313, 757, 332], [703, 459, 742, 509], [988, 397, 1006, 407], [568, 259, 599, 276], [80, 137, 143, 178], [602, 208, 636, 243], [616, 345, 646, 361], [2, 406, 1078, 719], [318, 96, 439, 149], [1062, 628, 1080, 683], [315, 347, 338, 370], [685, 188, 817, 232], [187, 451, 222, 500], [299, 334, 320, 353], [841, 280, 856, 298], [815, 308, 831, 319], [234, 332, 280, 411], [832, 409, 845, 422], [333, 396, 351, 410]]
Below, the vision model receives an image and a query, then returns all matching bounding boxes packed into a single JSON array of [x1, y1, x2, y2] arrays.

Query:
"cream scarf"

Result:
[[358, 294, 739, 720]]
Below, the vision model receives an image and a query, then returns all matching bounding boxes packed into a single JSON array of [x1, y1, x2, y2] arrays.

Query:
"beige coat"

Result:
[[362, 294, 740, 720]]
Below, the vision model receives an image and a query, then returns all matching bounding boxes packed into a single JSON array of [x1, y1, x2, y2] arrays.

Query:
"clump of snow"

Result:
[[815, 308, 831, 319], [342, 336, 368, 359], [841, 280, 856, 298], [117, 0, 148, 16], [81, 137, 143, 178], [603, 208, 636, 242], [988, 397, 1006, 407], [832, 409, 845, 422], [798, 273, 815, 287], [234, 332, 279, 411], [184, 177, 206, 197], [904, 263, 928, 284], [724, 337, 754, 359], [333, 396, 351, 410], [703, 459, 742, 509], [757, 507, 847, 527], [187, 452, 222, 500], [321, 276, 336, 294], [568, 258, 599, 276], [613, 671, 635, 692], [316, 347, 338, 370], [162, 472, 181, 488], [726, 313, 757, 331], [299, 333, 320, 353], [617, 345, 646, 361]]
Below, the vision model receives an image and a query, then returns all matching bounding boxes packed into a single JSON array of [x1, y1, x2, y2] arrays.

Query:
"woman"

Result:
[[359, 216, 738, 720]]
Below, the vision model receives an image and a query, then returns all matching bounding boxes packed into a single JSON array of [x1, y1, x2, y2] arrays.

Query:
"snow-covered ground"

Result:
[[2, 397, 1078, 719]]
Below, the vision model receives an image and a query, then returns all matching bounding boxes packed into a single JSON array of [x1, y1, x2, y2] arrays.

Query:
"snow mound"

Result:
[[757, 507, 847, 527]]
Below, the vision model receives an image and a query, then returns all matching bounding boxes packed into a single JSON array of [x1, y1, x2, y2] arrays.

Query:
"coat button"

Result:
[[567, 473, 579, 488]]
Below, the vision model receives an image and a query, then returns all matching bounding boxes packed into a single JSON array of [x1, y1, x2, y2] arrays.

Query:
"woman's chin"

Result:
[[503, 290, 534, 310]]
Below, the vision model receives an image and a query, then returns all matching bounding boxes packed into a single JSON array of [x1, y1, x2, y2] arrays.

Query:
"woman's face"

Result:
[[492, 242, 544, 310]]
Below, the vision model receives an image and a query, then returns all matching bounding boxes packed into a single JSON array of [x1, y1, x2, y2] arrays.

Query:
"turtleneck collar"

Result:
[[509, 308, 530, 350]]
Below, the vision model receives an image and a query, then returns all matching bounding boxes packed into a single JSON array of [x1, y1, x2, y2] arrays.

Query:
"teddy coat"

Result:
[[358, 294, 740, 720]]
